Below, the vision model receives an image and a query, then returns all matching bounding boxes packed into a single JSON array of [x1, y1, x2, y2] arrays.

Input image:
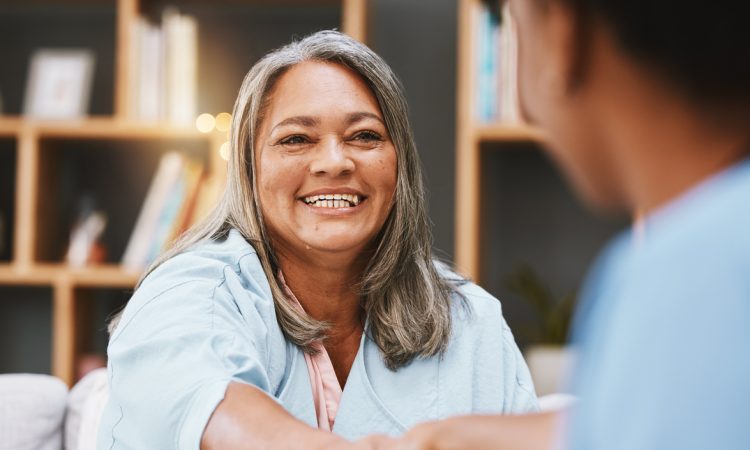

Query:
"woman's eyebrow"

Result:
[[347, 111, 385, 126], [271, 112, 384, 133], [271, 116, 319, 133]]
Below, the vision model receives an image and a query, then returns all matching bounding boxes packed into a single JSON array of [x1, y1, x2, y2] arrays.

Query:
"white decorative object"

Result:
[[525, 344, 576, 397], [66, 211, 107, 267], [23, 49, 95, 120]]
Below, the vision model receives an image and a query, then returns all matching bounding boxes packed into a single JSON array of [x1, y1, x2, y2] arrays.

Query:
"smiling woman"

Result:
[[98, 31, 538, 450]]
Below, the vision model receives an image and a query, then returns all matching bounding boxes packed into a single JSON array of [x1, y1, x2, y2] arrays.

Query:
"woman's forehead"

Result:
[[263, 61, 384, 127]]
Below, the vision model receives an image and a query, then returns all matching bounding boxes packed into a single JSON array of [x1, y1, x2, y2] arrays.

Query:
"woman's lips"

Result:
[[298, 196, 366, 214], [302, 193, 362, 208]]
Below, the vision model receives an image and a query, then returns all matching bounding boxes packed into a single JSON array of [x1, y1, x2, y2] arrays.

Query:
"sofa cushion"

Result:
[[65, 368, 109, 450], [0, 373, 67, 450]]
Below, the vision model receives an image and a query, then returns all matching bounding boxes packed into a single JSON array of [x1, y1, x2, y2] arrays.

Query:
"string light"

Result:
[[195, 113, 215, 133], [219, 141, 231, 161], [215, 112, 232, 132]]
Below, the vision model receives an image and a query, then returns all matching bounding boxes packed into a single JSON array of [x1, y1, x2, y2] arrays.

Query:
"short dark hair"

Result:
[[570, 0, 750, 108]]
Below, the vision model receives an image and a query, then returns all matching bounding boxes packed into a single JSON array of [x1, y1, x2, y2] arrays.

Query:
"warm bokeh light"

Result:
[[195, 113, 215, 133], [215, 112, 232, 132], [219, 141, 231, 161]]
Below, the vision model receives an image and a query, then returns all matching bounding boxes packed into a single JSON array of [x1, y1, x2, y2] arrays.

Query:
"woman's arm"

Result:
[[201, 382, 342, 450], [390, 412, 561, 450], [202, 382, 396, 450]]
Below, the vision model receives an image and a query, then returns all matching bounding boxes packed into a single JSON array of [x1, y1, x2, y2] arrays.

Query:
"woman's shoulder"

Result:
[[434, 260, 505, 319], [112, 229, 276, 341], [139, 229, 271, 298]]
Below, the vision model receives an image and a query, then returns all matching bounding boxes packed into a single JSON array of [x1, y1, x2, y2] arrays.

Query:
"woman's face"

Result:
[[510, 0, 624, 210], [255, 61, 397, 261]]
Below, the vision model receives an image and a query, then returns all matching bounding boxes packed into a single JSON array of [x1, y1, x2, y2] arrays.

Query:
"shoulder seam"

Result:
[[111, 279, 210, 343]]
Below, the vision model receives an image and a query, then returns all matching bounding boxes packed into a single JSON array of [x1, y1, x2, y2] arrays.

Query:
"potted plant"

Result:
[[506, 265, 577, 396]]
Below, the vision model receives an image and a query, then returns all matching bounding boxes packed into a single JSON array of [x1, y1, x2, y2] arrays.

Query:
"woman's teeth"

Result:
[[303, 194, 361, 208]]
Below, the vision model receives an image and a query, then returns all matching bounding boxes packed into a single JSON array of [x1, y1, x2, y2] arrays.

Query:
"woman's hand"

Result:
[[385, 413, 560, 450], [333, 434, 399, 450], [386, 422, 446, 450]]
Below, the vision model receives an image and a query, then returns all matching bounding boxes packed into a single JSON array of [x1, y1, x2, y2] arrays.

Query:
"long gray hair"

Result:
[[127, 30, 461, 370]]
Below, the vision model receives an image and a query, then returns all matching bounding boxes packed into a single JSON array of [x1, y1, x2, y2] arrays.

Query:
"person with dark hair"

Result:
[[388, 0, 750, 448]]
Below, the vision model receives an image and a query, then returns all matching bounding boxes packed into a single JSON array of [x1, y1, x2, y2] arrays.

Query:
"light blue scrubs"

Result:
[[568, 158, 750, 450], [97, 229, 538, 450]]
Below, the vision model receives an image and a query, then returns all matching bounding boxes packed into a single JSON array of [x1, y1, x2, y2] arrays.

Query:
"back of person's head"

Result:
[[511, 0, 750, 212], [569, 0, 750, 110]]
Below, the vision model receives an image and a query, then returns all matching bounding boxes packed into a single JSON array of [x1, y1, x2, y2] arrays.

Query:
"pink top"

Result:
[[278, 273, 343, 431]]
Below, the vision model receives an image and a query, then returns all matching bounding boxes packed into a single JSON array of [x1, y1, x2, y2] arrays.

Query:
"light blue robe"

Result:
[[568, 158, 750, 450], [97, 229, 538, 450]]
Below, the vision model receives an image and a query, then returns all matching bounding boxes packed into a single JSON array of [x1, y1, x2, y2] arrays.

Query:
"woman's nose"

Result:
[[309, 137, 355, 176]]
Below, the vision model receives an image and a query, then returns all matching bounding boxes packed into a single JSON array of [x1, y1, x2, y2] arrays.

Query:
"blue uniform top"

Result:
[[97, 229, 538, 450], [568, 158, 750, 450]]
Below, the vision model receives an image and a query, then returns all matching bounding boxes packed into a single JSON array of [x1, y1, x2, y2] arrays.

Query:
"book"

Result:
[[130, 9, 197, 126], [477, 2, 499, 122], [121, 152, 185, 271], [163, 8, 198, 126], [165, 157, 205, 246], [134, 16, 163, 122], [498, 1, 521, 123], [475, 1, 521, 123]]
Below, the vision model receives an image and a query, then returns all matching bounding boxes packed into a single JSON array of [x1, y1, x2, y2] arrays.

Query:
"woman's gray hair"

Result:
[[121, 30, 462, 370]]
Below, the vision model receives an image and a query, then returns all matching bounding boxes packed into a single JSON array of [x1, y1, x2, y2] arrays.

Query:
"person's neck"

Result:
[[275, 244, 367, 342]]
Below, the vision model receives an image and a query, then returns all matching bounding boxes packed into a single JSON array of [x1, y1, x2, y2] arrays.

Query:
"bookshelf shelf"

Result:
[[0, 264, 138, 287], [0, 0, 369, 386], [474, 123, 545, 144], [34, 120, 217, 140], [0, 264, 56, 285], [0, 117, 22, 137], [61, 265, 140, 287], [3, 117, 219, 141]]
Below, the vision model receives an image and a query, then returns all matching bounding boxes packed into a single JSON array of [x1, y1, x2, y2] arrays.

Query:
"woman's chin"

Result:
[[297, 235, 371, 255]]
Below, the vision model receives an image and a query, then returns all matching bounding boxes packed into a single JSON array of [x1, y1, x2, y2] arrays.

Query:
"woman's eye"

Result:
[[352, 131, 383, 142], [279, 135, 309, 145]]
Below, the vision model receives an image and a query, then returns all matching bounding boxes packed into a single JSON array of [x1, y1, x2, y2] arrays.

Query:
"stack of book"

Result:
[[130, 8, 198, 126], [122, 151, 205, 271], [476, 1, 520, 123]]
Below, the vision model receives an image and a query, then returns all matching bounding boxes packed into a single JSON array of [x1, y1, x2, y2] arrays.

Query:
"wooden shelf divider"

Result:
[[52, 278, 76, 386], [454, 0, 542, 282]]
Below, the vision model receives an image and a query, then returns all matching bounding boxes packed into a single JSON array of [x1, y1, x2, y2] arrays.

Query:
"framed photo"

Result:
[[23, 49, 95, 119]]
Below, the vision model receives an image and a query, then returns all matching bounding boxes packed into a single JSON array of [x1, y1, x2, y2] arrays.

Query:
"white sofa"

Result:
[[0, 369, 108, 450]]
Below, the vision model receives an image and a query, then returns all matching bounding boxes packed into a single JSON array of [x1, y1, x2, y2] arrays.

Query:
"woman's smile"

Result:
[[300, 187, 366, 210]]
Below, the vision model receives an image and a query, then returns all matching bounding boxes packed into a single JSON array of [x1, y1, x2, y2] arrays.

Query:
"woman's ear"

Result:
[[543, 0, 590, 96]]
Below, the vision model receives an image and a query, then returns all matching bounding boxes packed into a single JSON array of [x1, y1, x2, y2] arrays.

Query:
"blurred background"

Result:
[[0, 0, 625, 394]]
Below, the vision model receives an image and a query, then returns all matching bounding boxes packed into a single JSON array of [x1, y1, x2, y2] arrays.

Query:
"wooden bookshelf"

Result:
[[454, 0, 543, 282], [0, 0, 369, 386]]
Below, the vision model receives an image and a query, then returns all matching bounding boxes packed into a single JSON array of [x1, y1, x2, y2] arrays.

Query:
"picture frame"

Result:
[[23, 49, 95, 119]]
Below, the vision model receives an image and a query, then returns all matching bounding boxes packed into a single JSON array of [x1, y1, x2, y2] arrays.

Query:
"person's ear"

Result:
[[542, 0, 589, 97]]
